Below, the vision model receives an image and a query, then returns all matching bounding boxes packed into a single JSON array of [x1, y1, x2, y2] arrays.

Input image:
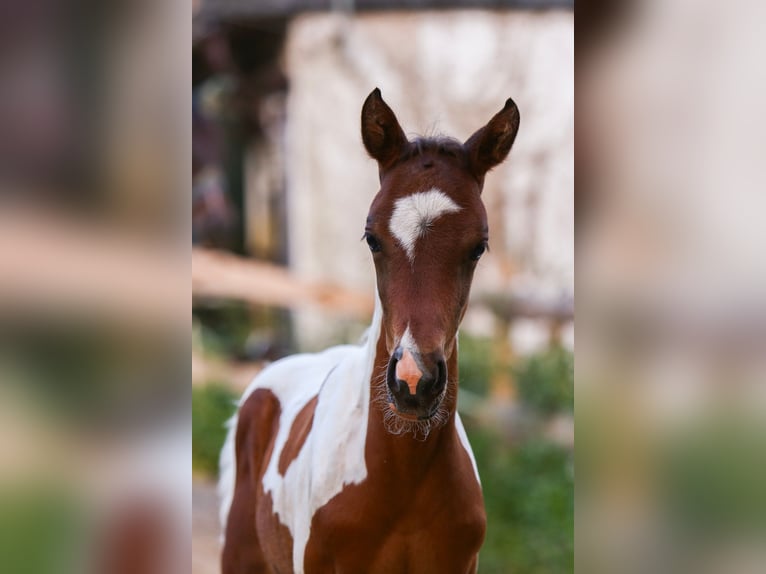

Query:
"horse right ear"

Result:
[[361, 88, 409, 170], [464, 97, 520, 184]]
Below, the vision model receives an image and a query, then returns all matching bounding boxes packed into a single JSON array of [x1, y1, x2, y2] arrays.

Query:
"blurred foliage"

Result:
[[458, 334, 493, 396], [1, 322, 178, 431], [193, 302, 258, 358], [194, 302, 296, 361], [470, 426, 574, 574], [0, 486, 84, 574], [661, 415, 766, 537], [460, 338, 574, 572], [515, 346, 574, 414], [192, 383, 238, 476]]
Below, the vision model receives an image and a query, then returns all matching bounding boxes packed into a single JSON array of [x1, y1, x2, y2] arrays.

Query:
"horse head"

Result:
[[361, 88, 520, 425]]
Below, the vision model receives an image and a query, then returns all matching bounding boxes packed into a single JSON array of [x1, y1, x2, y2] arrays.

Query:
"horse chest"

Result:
[[303, 448, 485, 574]]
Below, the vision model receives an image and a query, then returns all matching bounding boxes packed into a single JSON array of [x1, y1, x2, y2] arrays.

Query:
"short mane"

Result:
[[399, 136, 466, 164]]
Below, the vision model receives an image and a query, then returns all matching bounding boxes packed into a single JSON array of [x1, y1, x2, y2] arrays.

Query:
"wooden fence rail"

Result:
[[192, 248, 374, 319]]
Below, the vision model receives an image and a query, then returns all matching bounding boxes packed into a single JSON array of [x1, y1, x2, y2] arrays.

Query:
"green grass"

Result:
[[192, 383, 238, 476]]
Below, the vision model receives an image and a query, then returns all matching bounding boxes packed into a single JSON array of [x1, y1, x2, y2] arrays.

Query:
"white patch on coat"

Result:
[[389, 188, 462, 262], [451, 333, 480, 483], [455, 411, 481, 485], [219, 293, 383, 573]]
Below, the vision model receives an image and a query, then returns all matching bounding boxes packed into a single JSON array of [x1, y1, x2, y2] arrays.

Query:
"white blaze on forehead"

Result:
[[389, 188, 462, 261]]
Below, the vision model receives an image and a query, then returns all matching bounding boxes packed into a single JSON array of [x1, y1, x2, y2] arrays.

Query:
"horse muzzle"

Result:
[[386, 347, 447, 420]]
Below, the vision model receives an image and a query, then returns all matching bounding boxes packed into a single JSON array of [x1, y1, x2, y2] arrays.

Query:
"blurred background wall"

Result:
[[0, 1, 189, 573], [577, 2, 766, 573]]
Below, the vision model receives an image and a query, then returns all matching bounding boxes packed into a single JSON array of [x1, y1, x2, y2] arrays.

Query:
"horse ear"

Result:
[[464, 98, 520, 183], [361, 88, 409, 169]]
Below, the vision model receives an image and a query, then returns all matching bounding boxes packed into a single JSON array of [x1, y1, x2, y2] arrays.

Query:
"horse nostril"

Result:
[[395, 378, 414, 396], [386, 353, 399, 392]]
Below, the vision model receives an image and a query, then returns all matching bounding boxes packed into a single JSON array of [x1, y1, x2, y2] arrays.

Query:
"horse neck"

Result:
[[363, 297, 460, 474]]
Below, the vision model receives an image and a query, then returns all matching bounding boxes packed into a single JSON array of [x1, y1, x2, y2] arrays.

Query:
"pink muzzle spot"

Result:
[[395, 349, 423, 396]]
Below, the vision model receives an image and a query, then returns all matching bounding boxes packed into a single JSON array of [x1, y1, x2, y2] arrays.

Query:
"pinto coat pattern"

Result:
[[220, 89, 519, 574]]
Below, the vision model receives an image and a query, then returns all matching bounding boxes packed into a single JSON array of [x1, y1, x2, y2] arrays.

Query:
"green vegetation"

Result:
[[470, 427, 574, 574], [661, 416, 766, 536], [458, 334, 494, 396], [0, 486, 85, 574], [458, 339, 574, 573], [515, 346, 574, 414], [192, 383, 238, 476]]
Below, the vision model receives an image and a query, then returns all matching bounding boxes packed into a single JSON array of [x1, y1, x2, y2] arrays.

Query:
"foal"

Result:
[[220, 89, 520, 574]]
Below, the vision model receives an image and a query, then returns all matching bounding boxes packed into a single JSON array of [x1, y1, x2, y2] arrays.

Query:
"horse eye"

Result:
[[364, 232, 382, 253], [470, 242, 488, 261]]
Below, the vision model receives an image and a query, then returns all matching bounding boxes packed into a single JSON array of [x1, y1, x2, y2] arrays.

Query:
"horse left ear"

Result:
[[361, 88, 409, 170], [464, 98, 520, 184]]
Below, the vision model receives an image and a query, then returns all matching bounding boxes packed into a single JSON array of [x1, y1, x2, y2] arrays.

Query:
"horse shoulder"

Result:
[[256, 343, 369, 573]]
